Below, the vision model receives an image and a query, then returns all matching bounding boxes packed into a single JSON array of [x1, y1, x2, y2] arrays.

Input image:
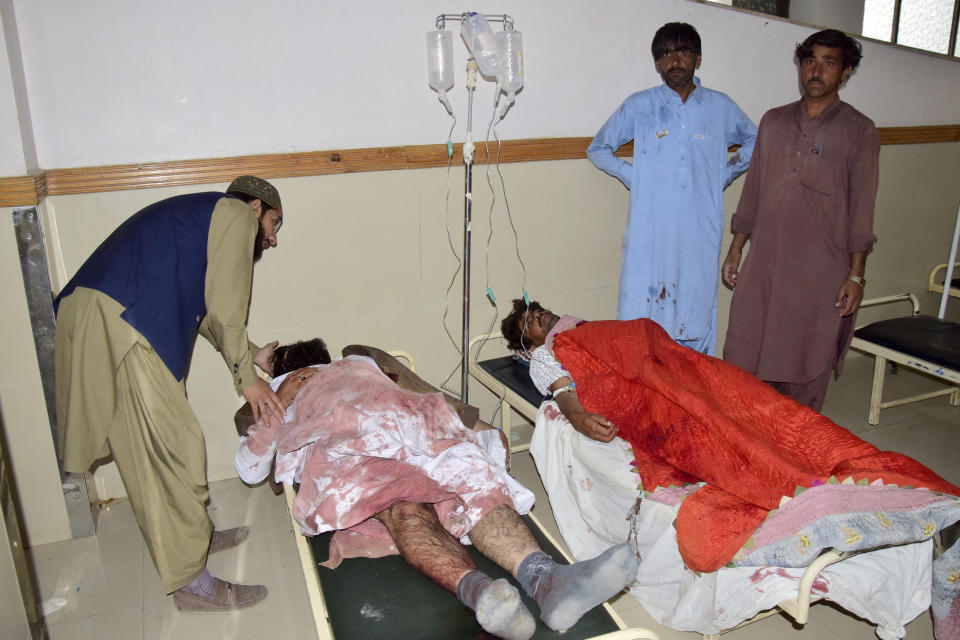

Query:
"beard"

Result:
[[253, 222, 266, 262]]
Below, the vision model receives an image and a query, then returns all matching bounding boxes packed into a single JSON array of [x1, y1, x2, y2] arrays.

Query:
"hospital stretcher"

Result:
[[850, 293, 960, 425], [281, 350, 659, 640], [466, 332, 935, 640]]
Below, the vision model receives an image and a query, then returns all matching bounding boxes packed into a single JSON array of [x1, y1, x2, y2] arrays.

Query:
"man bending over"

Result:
[[235, 340, 637, 640]]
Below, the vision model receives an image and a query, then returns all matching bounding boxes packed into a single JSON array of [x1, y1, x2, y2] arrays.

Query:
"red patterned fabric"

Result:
[[553, 319, 960, 571]]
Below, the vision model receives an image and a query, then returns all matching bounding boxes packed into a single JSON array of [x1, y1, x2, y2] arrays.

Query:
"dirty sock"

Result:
[[177, 568, 217, 599], [457, 570, 493, 610], [516, 543, 638, 632], [458, 572, 536, 640]]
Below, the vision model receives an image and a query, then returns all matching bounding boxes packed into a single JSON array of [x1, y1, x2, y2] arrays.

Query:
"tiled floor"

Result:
[[26, 354, 958, 639]]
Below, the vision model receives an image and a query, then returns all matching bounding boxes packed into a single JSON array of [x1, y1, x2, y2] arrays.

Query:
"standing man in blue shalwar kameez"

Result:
[[587, 22, 757, 354]]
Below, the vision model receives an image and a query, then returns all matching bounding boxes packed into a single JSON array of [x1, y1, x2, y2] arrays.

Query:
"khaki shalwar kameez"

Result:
[[55, 198, 261, 593]]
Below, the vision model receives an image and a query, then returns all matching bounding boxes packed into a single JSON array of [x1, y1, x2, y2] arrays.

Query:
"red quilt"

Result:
[[553, 319, 960, 572]]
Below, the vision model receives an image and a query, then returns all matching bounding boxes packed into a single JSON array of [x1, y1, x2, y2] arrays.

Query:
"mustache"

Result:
[[668, 66, 686, 73], [808, 76, 823, 83]]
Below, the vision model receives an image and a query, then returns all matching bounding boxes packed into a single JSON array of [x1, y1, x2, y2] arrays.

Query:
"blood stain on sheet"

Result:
[[812, 576, 829, 593], [543, 405, 563, 420], [749, 567, 794, 583], [579, 477, 593, 491]]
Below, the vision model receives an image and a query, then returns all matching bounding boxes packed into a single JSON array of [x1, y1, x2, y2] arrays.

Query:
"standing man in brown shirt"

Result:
[[722, 29, 879, 411]]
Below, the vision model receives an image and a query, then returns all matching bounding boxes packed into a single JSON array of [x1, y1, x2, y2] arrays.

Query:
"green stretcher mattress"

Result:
[[304, 513, 622, 640]]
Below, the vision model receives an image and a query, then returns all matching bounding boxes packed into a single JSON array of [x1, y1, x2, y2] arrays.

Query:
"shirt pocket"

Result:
[[799, 149, 843, 196]]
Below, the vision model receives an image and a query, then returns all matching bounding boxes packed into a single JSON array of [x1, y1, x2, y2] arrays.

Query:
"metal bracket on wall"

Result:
[[12, 207, 95, 539]]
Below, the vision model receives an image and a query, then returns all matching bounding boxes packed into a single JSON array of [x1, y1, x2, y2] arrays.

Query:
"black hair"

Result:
[[272, 338, 331, 376], [795, 29, 862, 70], [651, 22, 701, 60], [501, 298, 545, 352]]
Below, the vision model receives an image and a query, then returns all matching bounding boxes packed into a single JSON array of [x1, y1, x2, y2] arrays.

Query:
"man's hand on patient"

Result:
[[242, 378, 286, 428], [276, 367, 319, 407]]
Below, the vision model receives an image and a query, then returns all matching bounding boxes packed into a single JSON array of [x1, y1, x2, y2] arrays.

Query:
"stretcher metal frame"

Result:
[[284, 349, 659, 640], [929, 262, 960, 300], [467, 332, 855, 640], [850, 293, 960, 425]]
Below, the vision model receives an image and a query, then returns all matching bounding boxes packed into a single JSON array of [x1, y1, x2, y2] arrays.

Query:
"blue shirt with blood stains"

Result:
[[587, 77, 756, 354]]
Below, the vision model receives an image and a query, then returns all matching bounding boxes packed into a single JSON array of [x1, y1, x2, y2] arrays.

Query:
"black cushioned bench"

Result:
[[850, 296, 960, 425]]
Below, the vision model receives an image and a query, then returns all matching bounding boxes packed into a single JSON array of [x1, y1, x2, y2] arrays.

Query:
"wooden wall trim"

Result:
[[1, 125, 957, 207], [0, 175, 42, 207], [878, 124, 960, 145]]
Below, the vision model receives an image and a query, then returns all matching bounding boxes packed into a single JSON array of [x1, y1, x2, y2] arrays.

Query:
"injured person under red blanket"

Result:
[[502, 299, 960, 640]]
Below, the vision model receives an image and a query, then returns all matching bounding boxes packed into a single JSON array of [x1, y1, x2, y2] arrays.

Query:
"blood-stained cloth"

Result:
[[236, 356, 533, 564], [552, 319, 959, 568]]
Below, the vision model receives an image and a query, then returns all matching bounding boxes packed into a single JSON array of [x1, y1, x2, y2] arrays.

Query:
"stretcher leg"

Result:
[[868, 355, 887, 426]]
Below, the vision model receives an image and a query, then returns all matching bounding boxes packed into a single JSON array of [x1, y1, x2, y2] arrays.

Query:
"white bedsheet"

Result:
[[529, 400, 933, 639]]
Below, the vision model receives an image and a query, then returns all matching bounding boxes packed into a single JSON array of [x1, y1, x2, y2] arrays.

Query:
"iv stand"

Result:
[[434, 13, 515, 403], [462, 60, 476, 403]]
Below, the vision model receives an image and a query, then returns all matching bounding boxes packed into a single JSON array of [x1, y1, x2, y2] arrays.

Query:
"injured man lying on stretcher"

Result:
[[234, 340, 637, 640]]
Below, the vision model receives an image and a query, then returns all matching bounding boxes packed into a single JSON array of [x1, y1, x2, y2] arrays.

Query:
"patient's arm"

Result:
[[275, 367, 320, 405], [549, 376, 618, 443], [234, 366, 322, 436], [236, 367, 321, 486], [473, 419, 510, 465]]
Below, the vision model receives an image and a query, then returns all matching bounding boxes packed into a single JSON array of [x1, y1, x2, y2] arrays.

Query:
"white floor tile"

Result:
[[93, 498, 139, 533], [46, 606, 142, 640], [30, 526, 144, 625]]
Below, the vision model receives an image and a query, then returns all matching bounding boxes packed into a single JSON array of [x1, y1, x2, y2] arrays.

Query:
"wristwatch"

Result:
[[848, 275, 867, 287]]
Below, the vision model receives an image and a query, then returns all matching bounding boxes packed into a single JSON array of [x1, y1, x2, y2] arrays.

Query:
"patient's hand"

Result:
[[550, 376, 619, 443], [570, 412, 618, 443], [276, 367, 320, 407]]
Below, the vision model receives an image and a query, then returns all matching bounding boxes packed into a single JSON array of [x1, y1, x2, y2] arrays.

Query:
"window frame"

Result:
[[886, 0, 958, 56]]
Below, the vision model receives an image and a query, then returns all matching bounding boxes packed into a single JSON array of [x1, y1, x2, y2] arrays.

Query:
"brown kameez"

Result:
[[724, 99, 879, 385]]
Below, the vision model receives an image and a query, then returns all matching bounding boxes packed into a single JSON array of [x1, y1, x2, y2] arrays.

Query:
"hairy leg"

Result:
[[376, 501, 535, 640], [374, 500, 474, 593], [468, 504, 541, 576]]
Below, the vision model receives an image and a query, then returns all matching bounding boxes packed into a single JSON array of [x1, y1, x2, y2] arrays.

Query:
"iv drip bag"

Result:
[[460, 13, 503, 78], [426, 30, 454, 95], [496, 31, 523, 97]]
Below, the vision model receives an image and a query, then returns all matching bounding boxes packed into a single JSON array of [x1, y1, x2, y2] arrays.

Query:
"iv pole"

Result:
[[462, 60, 475, 404], [432, 13, 515, 403]]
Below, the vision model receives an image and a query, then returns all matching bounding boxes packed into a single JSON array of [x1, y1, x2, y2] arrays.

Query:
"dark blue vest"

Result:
[[55, 192, 240, 381]]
